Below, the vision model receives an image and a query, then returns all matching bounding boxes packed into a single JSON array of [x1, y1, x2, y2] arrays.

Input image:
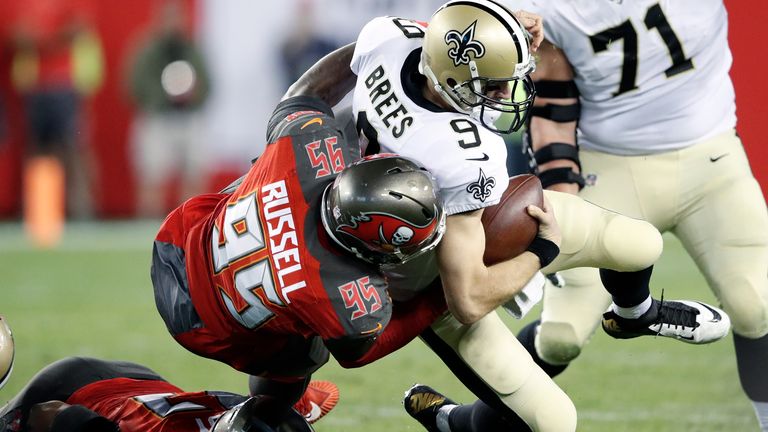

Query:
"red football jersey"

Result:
[[67, 378, 245, 432], [153, 98, 394, 373]]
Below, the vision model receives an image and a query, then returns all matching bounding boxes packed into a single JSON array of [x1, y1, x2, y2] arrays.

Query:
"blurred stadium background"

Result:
[[0, 0, 765, 430]]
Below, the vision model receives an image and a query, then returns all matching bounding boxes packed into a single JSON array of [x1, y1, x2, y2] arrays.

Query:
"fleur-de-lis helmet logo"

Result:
[[444, 20, 486, 67]]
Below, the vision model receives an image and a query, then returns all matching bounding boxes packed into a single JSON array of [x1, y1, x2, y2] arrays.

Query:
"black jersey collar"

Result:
[[401, 48, 452, 113]]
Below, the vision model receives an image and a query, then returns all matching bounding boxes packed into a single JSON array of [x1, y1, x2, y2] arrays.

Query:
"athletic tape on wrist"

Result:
[[526, 236, 560, 268]]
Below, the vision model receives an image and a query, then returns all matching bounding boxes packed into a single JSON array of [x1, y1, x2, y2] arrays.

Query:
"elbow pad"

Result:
[[528, 143, 586, 190], [525, 80, 585, 189], [529, 80, 581, 123]]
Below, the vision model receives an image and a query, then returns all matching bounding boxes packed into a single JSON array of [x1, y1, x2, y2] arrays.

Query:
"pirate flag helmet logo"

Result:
[[321, 154, 446, 266]]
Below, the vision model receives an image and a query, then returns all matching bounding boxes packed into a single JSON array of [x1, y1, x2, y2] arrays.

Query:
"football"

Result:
[[481, 174, 543, 265]]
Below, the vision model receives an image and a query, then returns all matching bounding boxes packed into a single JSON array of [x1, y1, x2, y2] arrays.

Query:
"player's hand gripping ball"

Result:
[[481, 174, 543, 265]]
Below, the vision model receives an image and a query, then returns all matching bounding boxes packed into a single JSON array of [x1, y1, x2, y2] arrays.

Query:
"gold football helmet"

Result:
[[0, 316, 14, 390], [420, 0, 535, 133]]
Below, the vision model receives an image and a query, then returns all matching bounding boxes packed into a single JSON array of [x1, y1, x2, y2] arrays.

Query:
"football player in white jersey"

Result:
[[285, 1, 731, 430], [514, 0, 768, 429]]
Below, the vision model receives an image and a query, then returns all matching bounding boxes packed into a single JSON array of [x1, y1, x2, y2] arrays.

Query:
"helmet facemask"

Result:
[[454, 57, 536, 134]]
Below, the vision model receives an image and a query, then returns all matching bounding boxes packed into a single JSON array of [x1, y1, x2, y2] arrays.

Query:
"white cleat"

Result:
[[602, 299, 731, 344]]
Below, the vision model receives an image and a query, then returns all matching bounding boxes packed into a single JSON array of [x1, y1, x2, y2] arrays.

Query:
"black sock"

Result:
[[600, 266, 653, 308], [734, 333, 768, 401], [449, 400, 531, 432], [517, 320, 569, 377]]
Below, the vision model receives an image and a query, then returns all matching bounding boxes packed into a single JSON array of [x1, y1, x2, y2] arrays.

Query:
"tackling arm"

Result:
[[331, 282, 447, 368], [436, 206, 559, 325], [527, 40, 582, 194], [282, 43, 357, 106]]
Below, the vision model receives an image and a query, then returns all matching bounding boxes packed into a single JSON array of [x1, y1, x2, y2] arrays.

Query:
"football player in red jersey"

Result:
[[0, 356, 337, 431], [150, 51, 450, 428]]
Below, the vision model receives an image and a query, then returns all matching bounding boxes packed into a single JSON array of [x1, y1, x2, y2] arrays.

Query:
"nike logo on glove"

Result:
[[709, 153, 729, 162], [466, 153, 489, 161]]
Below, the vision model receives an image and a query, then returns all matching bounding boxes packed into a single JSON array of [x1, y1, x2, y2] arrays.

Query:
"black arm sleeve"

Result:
[[266, 96, 335, 142]]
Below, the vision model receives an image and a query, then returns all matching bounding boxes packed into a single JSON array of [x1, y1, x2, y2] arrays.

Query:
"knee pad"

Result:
[[536, 321, 583, 365], [600, 213, 662, 271], [544, 191, 661, 272], [728, 303, 768, 339], [718, 274, 768, 338]]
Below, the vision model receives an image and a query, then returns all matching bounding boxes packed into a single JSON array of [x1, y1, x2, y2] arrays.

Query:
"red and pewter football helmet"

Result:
[[321, 154, 446, 266], [211, 396, 314, 432], [0, 316, 14, 390]]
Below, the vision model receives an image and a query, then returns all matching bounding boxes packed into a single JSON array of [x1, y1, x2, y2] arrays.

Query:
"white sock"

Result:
[[612, 295, 653, 320], [752, 401, 768, 431], [436, 404, 458, 432]]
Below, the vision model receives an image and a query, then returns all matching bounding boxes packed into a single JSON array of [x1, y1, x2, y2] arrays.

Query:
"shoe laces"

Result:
[[656, 292, 699, 330]]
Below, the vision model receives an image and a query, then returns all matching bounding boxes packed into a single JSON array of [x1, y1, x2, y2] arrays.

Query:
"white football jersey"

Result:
[[350, 17, 511, 216], [515, 0, 736, 155]]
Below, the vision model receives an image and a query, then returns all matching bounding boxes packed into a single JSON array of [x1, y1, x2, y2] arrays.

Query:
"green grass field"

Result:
[[0, 221, 757, 431]]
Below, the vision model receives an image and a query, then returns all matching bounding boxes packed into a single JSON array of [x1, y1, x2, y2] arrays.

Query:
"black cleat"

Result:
[[403, 384, 458, 432]]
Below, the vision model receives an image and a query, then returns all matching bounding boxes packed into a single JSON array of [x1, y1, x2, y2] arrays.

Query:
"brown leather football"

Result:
[[481, 174, 543, 265]]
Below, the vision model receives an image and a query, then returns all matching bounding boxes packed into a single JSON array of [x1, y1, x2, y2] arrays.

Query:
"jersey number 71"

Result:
[[590, 3, 694, 96]]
